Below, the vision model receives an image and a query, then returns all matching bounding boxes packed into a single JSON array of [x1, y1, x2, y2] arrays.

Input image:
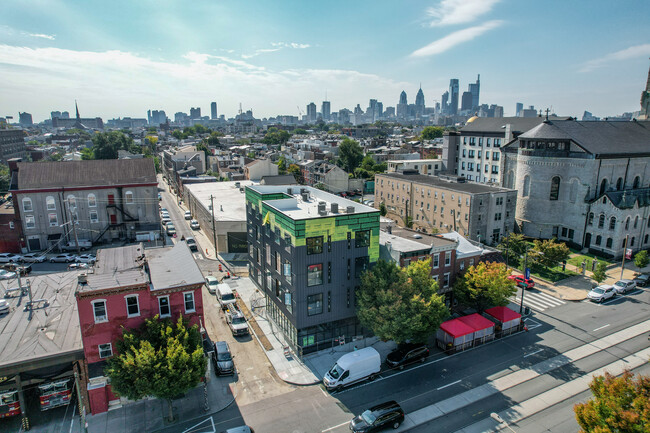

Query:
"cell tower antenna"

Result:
[[239, 103, 242, 115]]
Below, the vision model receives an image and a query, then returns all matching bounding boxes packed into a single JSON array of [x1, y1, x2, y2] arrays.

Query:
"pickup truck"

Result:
[[225, 305, 250, 337], [61, 240, 92, 251]]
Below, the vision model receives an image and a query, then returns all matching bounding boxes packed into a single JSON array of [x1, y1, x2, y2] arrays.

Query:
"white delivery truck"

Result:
[[216, 283, 237, 310], [323, 347, 381, 391]]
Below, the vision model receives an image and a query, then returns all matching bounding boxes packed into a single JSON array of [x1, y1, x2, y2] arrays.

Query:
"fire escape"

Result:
[[94, 188, 139, 243]]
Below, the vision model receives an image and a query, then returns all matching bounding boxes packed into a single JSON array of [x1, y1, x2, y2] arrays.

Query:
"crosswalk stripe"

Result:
[[512, 291, 566, 311], [514, 297, 550, 311], [533, 291, 566, 304], [523, 295, 558, 308]]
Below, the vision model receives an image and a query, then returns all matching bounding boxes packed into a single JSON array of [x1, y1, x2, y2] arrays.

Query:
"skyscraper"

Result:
[[322, 101, 331, 121], [376, 102, 383, 119], [306, 102, 317, 123], [190, 107, 201, 119], [468, 74, 480, 109], [415, 87, 425, 107], [441, 91, 449, 115], [211, 102, 217, 120], [515, 103, 523, 117], [448, 79, 459, 115], [397, 91, 408, 118], [18, 112, 33, 126], [461, 91, 473, 112]]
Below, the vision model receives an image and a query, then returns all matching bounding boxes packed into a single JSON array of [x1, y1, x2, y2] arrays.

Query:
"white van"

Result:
[[216, 283, 237, 310], [323, 347, 381, 391]]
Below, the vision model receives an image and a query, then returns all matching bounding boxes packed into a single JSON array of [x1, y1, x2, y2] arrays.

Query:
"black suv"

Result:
[[350, 401, 405, 432], [213, 341, 235, 375], [633, 273, 650, 287], [386, 343, 429, 370]]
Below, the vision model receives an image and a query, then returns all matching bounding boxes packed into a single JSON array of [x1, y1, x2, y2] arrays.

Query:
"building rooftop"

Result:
[[248, 185, 378, 220], [439, 231, 484, 258], [185, 180, 256, 222], [379, 223, 457, 250], [0, 272, 83, 375], [12, 159, 157, 191], [460, 116, 569, 134], [387, 159, 442, 164], [0, 200, 15, 215], [146, 242, 205, 291], [378, 172, 514, 194], [81, 244, 148, 293]]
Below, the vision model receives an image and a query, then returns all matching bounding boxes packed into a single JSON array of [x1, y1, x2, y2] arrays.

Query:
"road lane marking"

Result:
[[322, 421, 350, 432], [437, 379, 461, 390], [523, 349, 544, 358], [593, 324, 610, 331]]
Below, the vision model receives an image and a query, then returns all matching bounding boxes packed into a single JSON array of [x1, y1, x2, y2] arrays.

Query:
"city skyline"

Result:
[[1, 0, 649, 121]]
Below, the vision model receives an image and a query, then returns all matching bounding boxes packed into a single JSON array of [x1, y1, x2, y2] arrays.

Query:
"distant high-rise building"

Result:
[[415, 87, 425, 107], [18, 112, 33, 126], [190, 107, 201, 119], [175, 112, 189, 124], [338, 108, 351, 124], [148, 110, 167, 125], [492, 105, 504, 118], [368, 99, 378, 121], [384, 106, 395, 118], [461, 92, 473, 112], [520, 105, 537, 118], [306, 102, 317, 122], [354, 104, 363, 116], [397, 90, 408, 118], [0, 128, 27, 163], [448, 79, 459, 115], [468, 74, 480, 109], [51, 111, 62, 120], [582, 111, 600, 121], [210, 102, 217, 120], [322, 101, 331, 121], [515, 103, 523, 117], [376, 102, 383, 119], [441, 91, 449, 114]]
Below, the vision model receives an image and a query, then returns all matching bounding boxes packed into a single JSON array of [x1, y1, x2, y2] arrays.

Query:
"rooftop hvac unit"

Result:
[[77, 274, 88, 284], [301, 192, 309, 201], [235, 182, 241, 188], [330, 203, 339, 213], [346, 206, 355, 214], [318, 201, 327, 216], [287, 187, 293, 195], [300, 188, 306, 194]]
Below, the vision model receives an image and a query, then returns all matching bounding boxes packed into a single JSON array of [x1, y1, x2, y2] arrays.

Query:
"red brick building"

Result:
[[75, 242, 205, 414]]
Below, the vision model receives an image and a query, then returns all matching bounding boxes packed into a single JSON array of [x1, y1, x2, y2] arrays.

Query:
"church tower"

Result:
[[639, 62, 650, 120]]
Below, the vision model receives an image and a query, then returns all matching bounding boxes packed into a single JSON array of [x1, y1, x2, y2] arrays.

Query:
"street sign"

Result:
[[525, 267, 530, 279], [625, 248, 633, 260]]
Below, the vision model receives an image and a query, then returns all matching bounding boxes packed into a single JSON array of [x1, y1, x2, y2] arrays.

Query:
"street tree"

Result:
[[529, 239, 570, 269], [357, 259, 449, 344], [277, 157, 287, 174], [287, 164, 303, 184], [80, 148, 94, 160], [420, 126, 444, 140], [379, 202, 387, 216], [0, 164, 9, 192], [262, 127, 290, 145], [634, 250, 649, 268], [105, 316, 206, 422], [293, 128, 308, 135], [592, 261, 607, 284], [337, 138, 364, 174], [498, 233, 528, 259], [574, 369, 649, 433], [91, 131, 136, 159], [453, 262, 516, 313]]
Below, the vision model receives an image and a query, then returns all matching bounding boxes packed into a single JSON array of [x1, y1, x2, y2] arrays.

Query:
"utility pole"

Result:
[[520, 245, 528, 315], [74, 366, 88, 433], [210, 195, 218, 258], [68, 204, 81, 255], [620, 234, 629, 280]]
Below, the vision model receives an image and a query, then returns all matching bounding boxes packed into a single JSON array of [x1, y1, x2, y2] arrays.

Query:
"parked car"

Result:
[[386, 343, 429, 370], [60, 240, 92, 251], [225, 305, 249, 337], [2, 263, 32, 275], [0, 253, 22, 263], [508, 274, 535, 289], [349, 401, 405, 432], [76, 254, 96, 264], [613, 279, 636, 294], [68, 262, 90, 270], [160, 207, 168, 214], [216, 283, 237, 310], [20, 253, 46, 263], [158, 193, 162, 201], [323, 347, 381, 391], [205, 276, 219, 294], [633, 273, 650, 287], [50, 254, 77, 263], [223, 427, 254, 433], [213, 341, 235, 375], [190, 219, 200, 230], [0, 299, 9, 314], [588, 285, 616, 303], [0, 269, 17, 280], [161, 216, 171, 225], [185, 237, 198, 252], [184, 210, 192, 220], [166, 223, 176, 236]]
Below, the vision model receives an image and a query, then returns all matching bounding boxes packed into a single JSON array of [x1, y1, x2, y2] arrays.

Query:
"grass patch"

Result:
[[508, 257, 579, 283], [566, 252, 614, 270]]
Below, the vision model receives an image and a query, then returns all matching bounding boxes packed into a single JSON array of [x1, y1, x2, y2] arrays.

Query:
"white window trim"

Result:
[[48, 213, 58, 227], [158, 295, 171, 318], [98, 343, 113, 359], [433, 253, 440, 269], [183, 291, 196, 313], [88, 194, 97, 208], [125, 190, 134, 204], [67, 195, 76, 207], [91, 299, 108, 323], [125, 294, 140, 318], [22, 198, 33, 213], [46, 196, 56, 211], [89, 210, 99, 224], [443, 272, 451, 288], [24, 215, 35, 229], [445, 252, 451, 267]]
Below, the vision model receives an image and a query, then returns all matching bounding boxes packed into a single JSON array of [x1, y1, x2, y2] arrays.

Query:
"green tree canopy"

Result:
[[574, 369, 649, 433], [80, 148, 94, 160], [634, 250, 649, 268], [592, 261, 607, 284], [277, 157, 287, 174], [357, 259, 449, 344], [287, 164, 303, 184], [498, 233, 528, 258], [106, 316, 206, 422], [379, 202, 387, 216], [453, 261, 516, 313], [420, 126, 444, 140], [0, 164, 9, 192], [91, 131, 136, 159], [338, 138, 364, 174], [530, 239, 570, 269], [293, 128, 308, 135], [262, 127, 290, 145]]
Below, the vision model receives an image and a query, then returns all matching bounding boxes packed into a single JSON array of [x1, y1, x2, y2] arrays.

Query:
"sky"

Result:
[[1, 0, 649, 122]]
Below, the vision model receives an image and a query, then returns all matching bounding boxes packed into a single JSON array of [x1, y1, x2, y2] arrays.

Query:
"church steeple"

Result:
[[639, 60, 650, 120], [75, 100, 80, 120]]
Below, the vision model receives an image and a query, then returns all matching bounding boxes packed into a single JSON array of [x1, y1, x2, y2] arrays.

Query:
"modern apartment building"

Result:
[[386, 159, 441, 176], [375, 171, 517, 245], [0, 129, 26, 163], [245, 185, 379, 356]]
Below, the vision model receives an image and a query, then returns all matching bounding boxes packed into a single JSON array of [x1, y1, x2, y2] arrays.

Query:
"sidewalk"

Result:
[[230, 276, 396, 386]]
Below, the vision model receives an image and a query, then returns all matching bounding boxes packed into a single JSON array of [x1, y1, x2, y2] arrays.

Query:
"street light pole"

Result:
[[620, 234, 629, 280], [520, 245, 528, 315]]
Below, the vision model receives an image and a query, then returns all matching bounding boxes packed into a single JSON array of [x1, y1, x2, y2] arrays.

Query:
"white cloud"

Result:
[[411, 20, 503, 57], [426, 0, 501, 26], [579, 44, 650, 72], [271, 42, 311, 49], [241, 48, 282, 59], [28, 32, 55, 40], [0, 44, 407, 120]]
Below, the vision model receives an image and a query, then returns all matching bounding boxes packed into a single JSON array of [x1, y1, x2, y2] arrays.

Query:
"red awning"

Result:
[[485, 306, 521, 322], [458, 313, 495, 332], [440, 318, 475, 338]]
